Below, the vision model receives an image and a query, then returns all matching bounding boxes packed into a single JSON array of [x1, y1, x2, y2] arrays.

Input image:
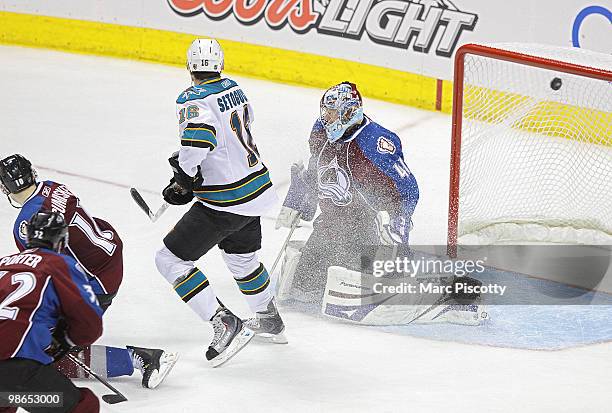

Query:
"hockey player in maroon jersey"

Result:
[[0, 154, 178, 389], [0, 212, 102, 413], [275, 82, 420, 303], [274, 83, 484, 326]]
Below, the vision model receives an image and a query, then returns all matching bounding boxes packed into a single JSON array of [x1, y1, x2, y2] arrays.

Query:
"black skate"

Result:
[[127, 346, 179, 389], [206, 306, 254, 368], [243, 299, 288, 344]]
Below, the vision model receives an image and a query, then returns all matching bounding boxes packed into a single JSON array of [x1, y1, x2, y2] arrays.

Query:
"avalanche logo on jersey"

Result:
[[377, 137, 396, 155], [317, 156, 352, 207], [18, 220, 28, 241]]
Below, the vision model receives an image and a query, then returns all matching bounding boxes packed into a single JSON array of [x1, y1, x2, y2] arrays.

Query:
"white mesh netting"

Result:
[[456, 43, 612, 245]]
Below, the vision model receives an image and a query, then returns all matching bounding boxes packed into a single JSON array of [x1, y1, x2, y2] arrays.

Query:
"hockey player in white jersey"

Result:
[[154, 39, 286, 367]]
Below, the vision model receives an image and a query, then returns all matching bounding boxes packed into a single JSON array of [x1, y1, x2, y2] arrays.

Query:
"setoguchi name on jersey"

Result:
[[175, 77, 277, 216]]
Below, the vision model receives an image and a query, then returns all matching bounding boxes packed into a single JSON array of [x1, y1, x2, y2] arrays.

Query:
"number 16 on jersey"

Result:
[[230, 105, 259, 167]]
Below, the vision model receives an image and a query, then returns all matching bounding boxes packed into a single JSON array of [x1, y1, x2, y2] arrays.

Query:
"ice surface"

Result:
[[0, 46, 610, 412]]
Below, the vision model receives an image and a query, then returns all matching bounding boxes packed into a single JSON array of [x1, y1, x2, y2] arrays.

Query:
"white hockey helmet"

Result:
[[320, 82, 364, 143], [187, 39, 224, 73]]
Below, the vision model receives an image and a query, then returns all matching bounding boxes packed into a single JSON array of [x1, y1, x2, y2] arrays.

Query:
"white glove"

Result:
[[275, 206, 301, 229], [375, 211, 403, 246]]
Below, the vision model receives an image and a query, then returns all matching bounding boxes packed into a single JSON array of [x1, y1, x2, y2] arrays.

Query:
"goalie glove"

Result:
[[275, 207, 301, 229], [375, 211, 410, 245], [276, 163, 317, 229]]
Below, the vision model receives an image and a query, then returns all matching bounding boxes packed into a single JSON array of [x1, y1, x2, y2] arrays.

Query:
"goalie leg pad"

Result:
[[322, 266, 421, 325], [322, 267, 488, 326]]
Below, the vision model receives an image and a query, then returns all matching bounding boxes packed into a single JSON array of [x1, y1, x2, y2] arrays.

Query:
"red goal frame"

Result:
[[447, 43, 612, 256]]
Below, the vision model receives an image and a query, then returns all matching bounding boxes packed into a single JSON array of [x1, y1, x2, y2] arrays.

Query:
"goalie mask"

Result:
[[319, 82, 364, 143]]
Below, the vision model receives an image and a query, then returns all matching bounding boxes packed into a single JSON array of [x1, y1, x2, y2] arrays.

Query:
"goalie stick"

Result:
[[130, 188, 169, 223], [66, 353, 128, 404], [270, 213, 301, 275]]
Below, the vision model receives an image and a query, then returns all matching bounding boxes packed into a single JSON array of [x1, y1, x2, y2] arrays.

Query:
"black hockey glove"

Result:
[[46, 319, 81, 362], [168, 152, 203, 191], [96, 292, 116, 312], [162, 179, 194, 206]]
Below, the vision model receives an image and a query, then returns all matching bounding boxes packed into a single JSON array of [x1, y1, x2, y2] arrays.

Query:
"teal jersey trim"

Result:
[[194, 168, 271, 204], [176, 78, 238, 104], [182, 128, 217, 148]]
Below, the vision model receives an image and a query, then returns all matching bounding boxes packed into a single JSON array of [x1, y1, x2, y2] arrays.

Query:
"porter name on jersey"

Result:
[[0, 253, 43, 269]]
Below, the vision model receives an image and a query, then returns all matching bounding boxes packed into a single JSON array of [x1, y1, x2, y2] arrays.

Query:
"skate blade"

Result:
[[146, 352, 179, 389], [254, 332, 288, 344], [210, 327, 255, 368]]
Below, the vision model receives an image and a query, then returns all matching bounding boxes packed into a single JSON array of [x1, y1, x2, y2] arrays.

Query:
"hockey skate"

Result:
[[206, 306, 254, 368], [127, 346, 179, 389], [244, 299, 288, 344]]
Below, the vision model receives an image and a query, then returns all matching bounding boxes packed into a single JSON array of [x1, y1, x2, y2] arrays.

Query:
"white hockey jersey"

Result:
[[175, 77, 277, 216]]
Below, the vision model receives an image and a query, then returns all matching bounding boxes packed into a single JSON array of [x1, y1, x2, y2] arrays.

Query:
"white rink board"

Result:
[[1, 0, 610, 79]]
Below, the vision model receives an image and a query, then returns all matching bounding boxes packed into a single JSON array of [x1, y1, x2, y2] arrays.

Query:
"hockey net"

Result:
[[448, 43, 612, 250]]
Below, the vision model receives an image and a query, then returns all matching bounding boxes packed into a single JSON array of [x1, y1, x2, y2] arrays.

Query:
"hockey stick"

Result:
[[66, 353, 128, 404], [270, 214, 301, 275], [130, 188, 169, 223]]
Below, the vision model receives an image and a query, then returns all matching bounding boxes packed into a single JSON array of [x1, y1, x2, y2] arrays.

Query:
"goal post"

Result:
[[448, 43, 612, 255]]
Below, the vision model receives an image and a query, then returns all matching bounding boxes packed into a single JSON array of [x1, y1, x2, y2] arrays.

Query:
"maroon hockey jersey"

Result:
[[13, 181, 123, 296], [0, 249, 103, 364]]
